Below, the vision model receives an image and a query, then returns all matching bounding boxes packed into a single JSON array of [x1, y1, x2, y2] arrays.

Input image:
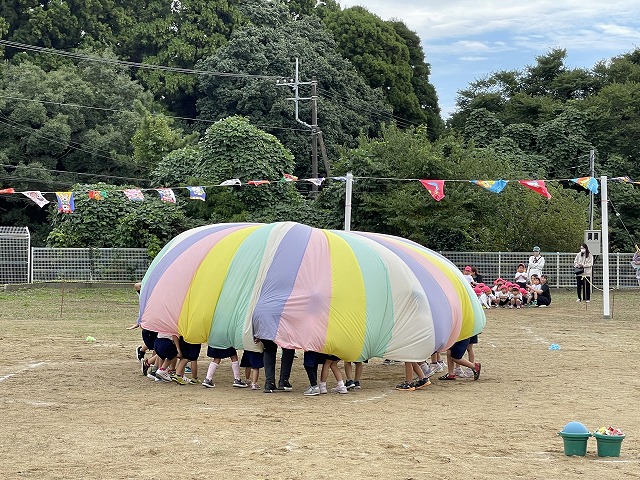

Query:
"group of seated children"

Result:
[[468, 264, 551, 309]]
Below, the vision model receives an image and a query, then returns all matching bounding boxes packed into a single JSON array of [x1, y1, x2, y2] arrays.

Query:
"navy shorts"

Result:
[[207, 346, 237, 359], [240, 350, 264, 369], [469, 334, 478, 345], [450, 338, 471, 360], [179, 337, 202, 361], [316, 353, 339, 364], [141, 329, 158, 350], [154, 337, 178, 360], [303, 351, 325, 368]]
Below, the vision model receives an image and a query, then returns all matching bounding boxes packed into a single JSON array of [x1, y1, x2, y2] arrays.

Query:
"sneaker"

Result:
[[304, 385, 321, 396], [188, 377, 201, 385], [531, 300, 537, 306], [539, 304, 548, 308], [585, 300, 590, 303], [331, 385, 348, 394], [453, 366, 464, 376], [412, 377, 431, 390], [172, 374, 187, 385], [395, 381, 415, 391], [473, 362, 482, 381], [136, 346, 144, 361], [185, 365, 192, 374], [353, 381, 361, 389], [263, 382, 277, 393], [345, 379, 356, 390], [251, 383, 259, 390], [141, 359, 149, 376], [202, 378, 215, 388], [458, 368, 475, 378], [319, 383, 328, 394], [436, 361, 446, 372], [576, 298, 582, 302], [155, 369, 171, 382], [233, 378, 249, 388], [147, 367, 158, 380], [278, 380, 293, 391], [383, 359, 401, 365]]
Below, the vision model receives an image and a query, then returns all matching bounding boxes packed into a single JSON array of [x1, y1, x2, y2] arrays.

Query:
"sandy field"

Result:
[[1, 286, 639, 480]]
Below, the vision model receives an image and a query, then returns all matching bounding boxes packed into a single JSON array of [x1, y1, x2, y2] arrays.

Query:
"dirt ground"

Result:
[[1, 287, 639, 480]]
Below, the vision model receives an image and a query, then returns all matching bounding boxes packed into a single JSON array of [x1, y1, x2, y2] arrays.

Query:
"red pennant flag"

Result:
[[419, 180, 445, 202], [247, 180, 270, 186], [518, 180, 551, 199], [0, 188, 15, 194]]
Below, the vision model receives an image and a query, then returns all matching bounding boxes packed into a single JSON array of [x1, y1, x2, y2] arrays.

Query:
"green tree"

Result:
[[196, 0, 392, 173]]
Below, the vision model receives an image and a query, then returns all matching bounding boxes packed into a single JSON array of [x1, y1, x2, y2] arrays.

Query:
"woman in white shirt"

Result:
[[527, 246, 545, 281]]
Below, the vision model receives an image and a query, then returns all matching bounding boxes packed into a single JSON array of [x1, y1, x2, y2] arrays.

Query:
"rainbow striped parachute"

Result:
[[138, 222, 485, 362]]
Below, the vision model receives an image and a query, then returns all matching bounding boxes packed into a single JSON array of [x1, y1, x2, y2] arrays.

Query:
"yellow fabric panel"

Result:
[[178, 226, 260, 343], [323, 231, 367, 361]]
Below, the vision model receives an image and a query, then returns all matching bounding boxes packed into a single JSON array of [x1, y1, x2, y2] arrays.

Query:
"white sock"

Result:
[[206, 361, 218, 380], [231, 361, 241, 380], [337, 380, 344, 387]]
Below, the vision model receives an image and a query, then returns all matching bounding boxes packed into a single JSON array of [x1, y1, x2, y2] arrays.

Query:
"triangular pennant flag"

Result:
[[571, 177, 599, 194], [219, 178, 241, 186], [55, 192, 75, 213], [247, 180, 270, 186], [22, 191, 49, 207], [610, 176, 636, 184], [418, 179, 445, 202], [88, 190, 107, 200], [331, 176, 347, 182], [123, 189, 145, 201], [518, 180, 551, 199], [186, 186, 206, 201], [306, 177, 325, 187], [155, 188, 176, 203], [0, 187, 15, 194], [283, 174, 298, 182], [469, 179, 508, 193]]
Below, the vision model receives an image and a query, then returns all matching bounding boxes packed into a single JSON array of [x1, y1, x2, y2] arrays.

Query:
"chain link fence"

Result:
[[442, 251, 640, 289], [0, 226, 30, 284]]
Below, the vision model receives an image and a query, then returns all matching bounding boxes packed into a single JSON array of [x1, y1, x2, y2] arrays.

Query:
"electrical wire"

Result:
[[1, 164, 150, 184], [0, 39, 282, 80]]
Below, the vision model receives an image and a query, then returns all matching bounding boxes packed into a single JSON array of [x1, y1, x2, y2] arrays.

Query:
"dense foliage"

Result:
[[1, 2, 639, 255]]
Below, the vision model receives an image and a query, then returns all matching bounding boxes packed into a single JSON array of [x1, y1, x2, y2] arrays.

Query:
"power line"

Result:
[[0, 94, 312, 133], [0, 39, 282, 80], [1, 164, 150, 184]]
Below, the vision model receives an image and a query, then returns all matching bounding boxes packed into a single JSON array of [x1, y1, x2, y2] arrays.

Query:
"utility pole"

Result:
[[275, 59, 329, 193]]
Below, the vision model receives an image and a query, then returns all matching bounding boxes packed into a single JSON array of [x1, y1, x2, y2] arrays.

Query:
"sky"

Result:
[[338, 0, 640, 118]]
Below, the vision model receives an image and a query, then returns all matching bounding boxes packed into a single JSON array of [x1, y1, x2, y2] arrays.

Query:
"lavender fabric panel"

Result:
[[252, 223, 312, 341]]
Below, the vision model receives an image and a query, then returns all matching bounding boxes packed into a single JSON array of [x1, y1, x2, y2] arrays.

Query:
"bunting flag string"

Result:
[[0, 174, 630, 214]]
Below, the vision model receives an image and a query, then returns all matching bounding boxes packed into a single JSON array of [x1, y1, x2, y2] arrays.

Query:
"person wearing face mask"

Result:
[[574, 243, 594, 302], [526, 246, 545, 281]]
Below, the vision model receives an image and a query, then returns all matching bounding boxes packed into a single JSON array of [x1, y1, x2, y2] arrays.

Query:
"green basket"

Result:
[[558, 432, 591, 456], [594, 433, 625, 457]]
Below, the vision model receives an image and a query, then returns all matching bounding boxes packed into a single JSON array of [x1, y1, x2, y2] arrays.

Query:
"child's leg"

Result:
[[190, 360, 198, 380], [404, 362, 414, 382], [175, 357, 189, 376], [329, 361, 343, 382], [466, 344, 475, 364], [244, 366, 252, 383], [320, 360, 330, 383], [411, 362, 425, 380], [251, 368, 260, 385], [344, 361, 353, 381], [205, 358, 221, 380], [230, 354, 242, 382], [354, 362, 363, 382]]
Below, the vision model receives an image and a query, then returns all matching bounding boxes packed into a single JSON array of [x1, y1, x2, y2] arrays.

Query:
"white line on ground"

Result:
[[0, 362, 46, 382]]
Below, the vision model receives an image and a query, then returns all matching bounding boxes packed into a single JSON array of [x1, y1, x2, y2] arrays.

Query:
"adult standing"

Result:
[[527, 246, 545, 281], [574, 243, 594, 302]]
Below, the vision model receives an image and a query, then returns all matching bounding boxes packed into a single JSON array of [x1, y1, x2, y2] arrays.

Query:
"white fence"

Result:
[[0, 226, 30, 284], [443, 251, 640, 289], [1, 246, 638, 288], [30, 248, 150, 283]]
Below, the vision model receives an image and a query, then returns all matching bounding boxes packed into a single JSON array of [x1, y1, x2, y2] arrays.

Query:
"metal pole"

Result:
[[589, 149, 595, 230], [344, 172, 353, 231], [601, 175, 610, 318], [311, 79, 318, 193]]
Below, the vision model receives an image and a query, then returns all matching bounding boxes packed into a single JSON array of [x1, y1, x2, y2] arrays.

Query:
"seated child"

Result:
[[479, 286, 495, 309], [509, 286, 523, 309], [496, 284, 510, 307], [528, 274, 542, 306]]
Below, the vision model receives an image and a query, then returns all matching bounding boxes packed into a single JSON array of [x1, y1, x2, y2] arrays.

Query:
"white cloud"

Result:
[[458, 56, 490, 62]]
